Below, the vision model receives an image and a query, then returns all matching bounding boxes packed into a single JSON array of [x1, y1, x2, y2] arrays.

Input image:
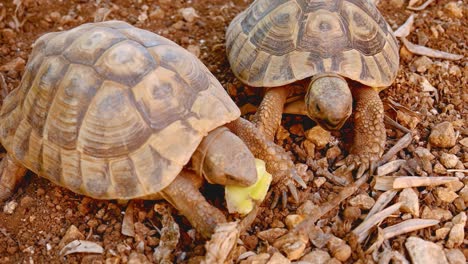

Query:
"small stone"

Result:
[[49, 11, 61, 22], [349, 194, 375, 210], [314, 177, 326, 188], [435, 187, 458, 203], [343, 206, 361, 221], [459, 186, 468, 203], [405, 237, 449, 264], [327, 236, 351, 262], [440, 153, 459, 169], [297, 200, 317, 216], [268, 252, 290, 264], [444, 2, 463, 18], [435, 227, 451, 240], [303, 140, 316, 157], [128, 252, 151, 264], [459, 138, 468, 148], [285, 214, 304, 230], [256, 228, 288, 244], [433, 163, 447, 174], [444, 249, 466, 264], [326, 146, 341, 161], [36, 188, 45, 196], [179, 7, 199, 22], [451, 212, 466, 225], [389, 0, 405, 8], [453, 197, 466, 211], [398, 188, 420, 217], [411, 56, 433, 73], [414, 147, 435, 160], [186, 44, 200, 58], [421, 207, 452, 221], [59, 225, 84, 249], [96, 224, 107, 234], [0, 57, 26, 72], [446, 224, 464, 248], [3, 201, 18, 214], [149, 7, 165, 20], [300, 249, 331, 264], [305, 126, 331, 149], [429, 122, 456, 148], [20, 196, 35, 208]]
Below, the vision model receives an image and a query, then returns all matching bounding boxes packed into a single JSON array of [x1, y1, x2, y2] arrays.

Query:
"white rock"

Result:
[[429, 122, 456, 148], [398, 188, 420, 217], [179, 7, 199, 22], [446, 224, 464, 248], [435, 187, 459, 203], [444, 249, 466, 264], [405, 237, 449, 264], [300, 249, 331, 264], [349, 193, 375, 210], [3, 200, 18, 214], [440, 153, 459, 169]]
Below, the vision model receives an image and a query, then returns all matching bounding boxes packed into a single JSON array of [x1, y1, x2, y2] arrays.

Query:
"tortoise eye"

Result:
[[316, 103, 321, 112]]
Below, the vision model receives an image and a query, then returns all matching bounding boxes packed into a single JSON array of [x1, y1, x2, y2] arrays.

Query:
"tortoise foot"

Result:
[[0, 154, 27, 202]]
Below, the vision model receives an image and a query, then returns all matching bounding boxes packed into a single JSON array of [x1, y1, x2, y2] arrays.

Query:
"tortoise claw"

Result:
[[287, 182, 299, 202], [282, 190, 288, 208], [356, 163, 367, 179], [292, 172, 307, 189], [270, 191, 280, 209]]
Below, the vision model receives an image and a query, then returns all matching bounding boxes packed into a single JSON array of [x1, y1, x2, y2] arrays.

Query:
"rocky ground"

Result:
[[0, 0, 466, 263]]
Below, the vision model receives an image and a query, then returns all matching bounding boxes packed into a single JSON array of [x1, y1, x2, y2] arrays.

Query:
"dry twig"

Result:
[[374, 176, 459, 191]]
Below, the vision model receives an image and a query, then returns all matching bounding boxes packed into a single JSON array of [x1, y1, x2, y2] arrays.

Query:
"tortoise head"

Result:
[[305, 74, 352, 131]]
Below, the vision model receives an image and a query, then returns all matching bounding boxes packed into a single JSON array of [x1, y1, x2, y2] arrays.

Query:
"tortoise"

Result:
[[226, 0, 399, 177], [0, 21, 304, 238]]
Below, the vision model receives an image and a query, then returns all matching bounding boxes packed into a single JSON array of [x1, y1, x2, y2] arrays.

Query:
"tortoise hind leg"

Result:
[[252, 86, 289, 141], [160, 170, 227, 238], [0, 153, 28, 201], [337, 86, 386, 177]]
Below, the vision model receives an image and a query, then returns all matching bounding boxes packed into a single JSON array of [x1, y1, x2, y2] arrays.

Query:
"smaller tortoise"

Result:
[[0, 21, 303, 238], [226, 0, 400, 177]]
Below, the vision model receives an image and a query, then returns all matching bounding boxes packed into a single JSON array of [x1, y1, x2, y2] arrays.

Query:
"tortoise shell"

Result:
[[0, 21, 240, 199], [226, 0, 399, 88]]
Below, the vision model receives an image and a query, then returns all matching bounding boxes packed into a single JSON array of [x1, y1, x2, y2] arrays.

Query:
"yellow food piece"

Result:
[[225, 159, 272, 215]]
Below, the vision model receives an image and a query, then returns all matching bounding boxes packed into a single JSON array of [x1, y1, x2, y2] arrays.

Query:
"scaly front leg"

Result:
[[337, 86, 386, 178], [252, 86, 289, 141], [225, 118, 306, 208]]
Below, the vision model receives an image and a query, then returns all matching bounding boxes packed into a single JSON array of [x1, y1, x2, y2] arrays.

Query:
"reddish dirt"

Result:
[[0, 0, 466, 263]]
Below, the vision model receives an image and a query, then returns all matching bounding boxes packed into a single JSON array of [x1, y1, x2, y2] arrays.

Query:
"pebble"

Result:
[[459, 186, 468, 203], [421, 206, 452, 221], [128, 252, 151, 264], [313, 177, 326, 188], [433, 163, 447, 174], [444, 2, 463, 18], [305, 126, 331, 149], [256, 228, 288, 244], [285, 215, 304, 230], [149, 7, 165, 20], [3, 201, 18, 214], [389, 0, 405, 8], [459, 138, 468, 147], [187, 44, 200, 58], [446, 223, 464, 248], [444, 249, 466, 264], [398, 188, 420, 217], [435, 227, 451, 240], [435, 187, 458, 203], [241, 253, 270, 264], [297, 200, 317, 216], [349, 193, 375, 210], [300, 249, 331, 264], [429, 122, 456, 148], [19, 196, 35, 208], [303, 140, 315, 157], [327, 236, 351, 262], [440, 153, 459, 169], [179, 7, 199, 22], [451, 212, 466, 225], [58, 225, 84, 250], [411, 56, 433, 73], [405, 237, 449, 264], [269, 252, 290, 264]]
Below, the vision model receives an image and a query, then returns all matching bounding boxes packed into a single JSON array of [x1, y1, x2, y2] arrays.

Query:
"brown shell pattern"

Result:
[[226, 0, 399, 88], [0, 21, 240, 199]]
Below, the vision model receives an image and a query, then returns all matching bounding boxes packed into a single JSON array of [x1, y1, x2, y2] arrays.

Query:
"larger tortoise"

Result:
[[226, 0, 399, 176], [0, 21, 302, 237]]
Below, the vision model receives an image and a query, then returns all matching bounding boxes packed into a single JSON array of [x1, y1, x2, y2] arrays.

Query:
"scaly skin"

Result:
[[161, 170, 227, 239], [0, 154, 27, 202], [339, 85, 386, 177], [226, 118, 305, 206], [252, 86, 290, 141]]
